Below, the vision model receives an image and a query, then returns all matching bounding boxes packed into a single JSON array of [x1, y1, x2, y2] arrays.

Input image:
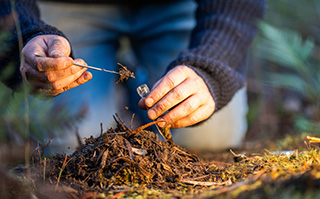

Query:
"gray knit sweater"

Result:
[[0, 0, 265, 117]]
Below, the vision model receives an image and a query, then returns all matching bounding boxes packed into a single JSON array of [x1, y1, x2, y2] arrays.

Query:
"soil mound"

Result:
[[45, 116, 224, 193]]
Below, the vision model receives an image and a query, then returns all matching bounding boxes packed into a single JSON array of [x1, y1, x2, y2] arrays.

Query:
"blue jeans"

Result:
[[38, 1, 197, 153]]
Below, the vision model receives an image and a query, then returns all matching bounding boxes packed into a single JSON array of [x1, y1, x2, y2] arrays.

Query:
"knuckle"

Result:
[[51, 38, 60, 45], [44, 72, 54, 82], [180, 65, 189, 72], [58, 58, 69, 68], [164, 113, 174, 124], [157, 102, 167, 113], [36, 62, 43, 71], [172, 87, 184, 100], [166, 76, 176, 88], [76, 76, 85, 85], [183, 101, 195, 112], [69, 65, 77, 74], [171, 120, 183, 129], [177, 65, 189, 75]]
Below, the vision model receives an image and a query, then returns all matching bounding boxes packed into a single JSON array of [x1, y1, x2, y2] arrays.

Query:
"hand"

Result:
[[20, 35, 92, 96], [139, 65, 215, 128]]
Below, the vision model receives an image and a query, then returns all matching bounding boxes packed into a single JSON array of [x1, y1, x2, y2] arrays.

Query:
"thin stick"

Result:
[[307, 136, 320, 143], [100, 123, 103, 136], [34, 53, 119, 74], [56, 154, 72, 190], [130, 113, 135, 130], [43, 157, 46, 183], [73, 62, 119, 74], [128, 120, 160, 137]]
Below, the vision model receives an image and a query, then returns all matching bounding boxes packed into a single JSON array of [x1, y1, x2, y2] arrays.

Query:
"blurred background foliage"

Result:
[[0, 30, 85, 147], [247, 0, 320, 141], [0, 80, 86, 143]]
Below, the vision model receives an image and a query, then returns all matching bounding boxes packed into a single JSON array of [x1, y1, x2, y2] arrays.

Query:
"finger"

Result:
[[23, 63, 44, 81], [44, 65, 85, 82], [145, 66, 188, 108], [47, 71, 92, 96], [41, 59, 86, 82], [33, 56, 74, 72], [51, 67, 89, 90], [24, 63, 85, 83], [32, 66, 88, 91], [147, 78, 196, 120], [156, 94, 202, 128], [22, 35, 72, 70], [169, 104, 215, 128], [47, 36, 71, 57], [31, 71, 92, 96], [138, 98, 147, 110], [138, 78, 161, 110]]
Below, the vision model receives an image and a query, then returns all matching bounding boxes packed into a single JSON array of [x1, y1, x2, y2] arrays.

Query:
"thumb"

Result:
[[47, 35, 71, 58]]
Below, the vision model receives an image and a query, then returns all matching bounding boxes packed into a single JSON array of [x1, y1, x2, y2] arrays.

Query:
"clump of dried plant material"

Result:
[[36, 115, 232, 197], [115, 63, 135, 83], [27, 120, 320, 198]]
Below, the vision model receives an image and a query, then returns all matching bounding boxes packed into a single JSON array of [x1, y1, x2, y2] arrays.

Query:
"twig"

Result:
[[100, 149, 109, 169], [229, 149, 239, 156], [56, 154, 72, 190], [100, 123, 103, 136], [130, 113, 135, 130], [43, 157, 46, 183], [34, 53, 119, 74], [37, 143, 42, 163], [128, 120, 160, 137], [180, 179, 232, 186], [307, 136, 320, 143], [124, 138, 134, 161]]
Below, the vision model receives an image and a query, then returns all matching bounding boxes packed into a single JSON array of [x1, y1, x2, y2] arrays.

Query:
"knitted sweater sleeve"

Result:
[[0, 0, 66, 89], [168, 0, 265, 114]]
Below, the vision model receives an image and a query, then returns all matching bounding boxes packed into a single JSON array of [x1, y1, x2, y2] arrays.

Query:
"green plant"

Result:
[[257, 22, 320, 134], [0, 1, 87, 146], [0, 81, 87, 143]]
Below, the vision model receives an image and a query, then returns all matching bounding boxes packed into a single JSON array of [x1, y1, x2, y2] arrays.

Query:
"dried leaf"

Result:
[[132, 147, 147, 155]]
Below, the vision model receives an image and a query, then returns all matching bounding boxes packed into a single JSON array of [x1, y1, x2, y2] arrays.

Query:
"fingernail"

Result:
[[84, 72, 91, 81], [145, 98, 154, 107], [34, 52, 45, 57], [148, 109, 157, 120], [157, 119, 166, 128], [50, 51, 63, 57]]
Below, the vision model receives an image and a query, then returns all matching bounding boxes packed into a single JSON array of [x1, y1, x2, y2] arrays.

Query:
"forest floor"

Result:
[[1, 115, 320, 199]]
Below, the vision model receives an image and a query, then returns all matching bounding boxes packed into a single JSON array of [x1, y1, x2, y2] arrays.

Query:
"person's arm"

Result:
[[0, 0, 91, 94], [140, 0, 266, 128]]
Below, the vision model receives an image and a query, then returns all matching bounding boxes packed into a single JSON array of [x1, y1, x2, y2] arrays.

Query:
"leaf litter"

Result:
[[40, 115, 228, 195], [9, 116, 320, 198]]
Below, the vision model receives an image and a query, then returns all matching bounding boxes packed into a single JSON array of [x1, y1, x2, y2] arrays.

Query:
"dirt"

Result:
[[115, 63, 135, 83], [38, 115, 230, 197], [2, 116, 320, 199]]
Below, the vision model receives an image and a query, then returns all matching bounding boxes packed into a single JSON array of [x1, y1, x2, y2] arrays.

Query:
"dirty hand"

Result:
[[139, 65, 215, 128], [20, 35, 92, 96]]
